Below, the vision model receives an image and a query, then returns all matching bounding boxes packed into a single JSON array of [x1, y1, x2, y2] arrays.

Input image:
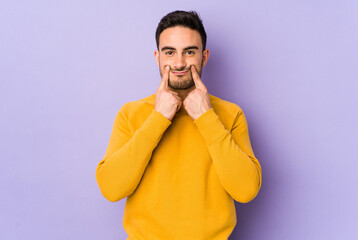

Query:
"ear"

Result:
[[202, 49, 210, 68], [154, 50, 160, 67]]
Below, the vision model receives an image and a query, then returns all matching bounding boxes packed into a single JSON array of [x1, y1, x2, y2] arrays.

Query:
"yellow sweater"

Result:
[[96, 93, 262, 240]]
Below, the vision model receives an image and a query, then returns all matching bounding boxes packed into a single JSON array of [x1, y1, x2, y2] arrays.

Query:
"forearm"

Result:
[[207, 131, 261, 203], [194, 108, 262, 203], [96, 109, 171, 202]]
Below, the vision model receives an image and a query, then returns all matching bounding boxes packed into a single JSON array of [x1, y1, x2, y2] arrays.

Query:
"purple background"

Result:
[[1, 0, 357, 239]]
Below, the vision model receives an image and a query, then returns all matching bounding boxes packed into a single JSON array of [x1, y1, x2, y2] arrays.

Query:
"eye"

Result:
[[165, 51, 174, 56], [186, 50, 195, 55]]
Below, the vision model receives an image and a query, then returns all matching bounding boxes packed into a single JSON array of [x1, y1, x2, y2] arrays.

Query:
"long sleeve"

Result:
[[96, 105, 171, 202], [193, 107, 262, 203]]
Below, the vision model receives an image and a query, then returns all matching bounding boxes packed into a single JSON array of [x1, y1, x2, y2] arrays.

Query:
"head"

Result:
[[154, 10, 210, 90]]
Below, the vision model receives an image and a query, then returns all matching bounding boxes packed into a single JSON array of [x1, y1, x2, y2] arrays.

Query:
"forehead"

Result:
[[159, 26, 202, 50]]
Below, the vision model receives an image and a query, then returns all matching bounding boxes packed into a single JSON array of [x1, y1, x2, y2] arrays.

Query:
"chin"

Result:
[[169, 80, 195, 90]]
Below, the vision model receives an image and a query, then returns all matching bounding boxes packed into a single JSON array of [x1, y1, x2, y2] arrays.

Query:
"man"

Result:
[[96, 10, 262, 240]]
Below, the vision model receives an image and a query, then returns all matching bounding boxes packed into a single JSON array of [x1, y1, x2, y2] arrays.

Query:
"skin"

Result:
[[154, 26, 212, 121]]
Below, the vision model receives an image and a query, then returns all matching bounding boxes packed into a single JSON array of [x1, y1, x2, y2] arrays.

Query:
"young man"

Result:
[[96, 10, 262, 240]]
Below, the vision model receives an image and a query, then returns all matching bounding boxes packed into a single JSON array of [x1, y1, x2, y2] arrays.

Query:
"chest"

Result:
[[146, 113, 212, 177]]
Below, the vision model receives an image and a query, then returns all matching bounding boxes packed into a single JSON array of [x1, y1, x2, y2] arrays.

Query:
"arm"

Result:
[[95, 105, 171, 202], [193, 107, 262, 203]]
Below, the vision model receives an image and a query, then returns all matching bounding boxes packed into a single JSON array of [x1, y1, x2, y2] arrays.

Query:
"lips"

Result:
[[172, 70, 189, 76]]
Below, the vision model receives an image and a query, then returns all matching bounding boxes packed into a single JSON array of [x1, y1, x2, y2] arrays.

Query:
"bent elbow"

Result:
[[97, 181, 133, 202], [231, 176, 261, 204], [234, 186, 260, 203], [95, 170, 133, 203], [100, 190, 125, 202]]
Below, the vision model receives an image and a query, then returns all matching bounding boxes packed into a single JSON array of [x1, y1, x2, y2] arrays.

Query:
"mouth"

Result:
[[171, 70, 189, 76]]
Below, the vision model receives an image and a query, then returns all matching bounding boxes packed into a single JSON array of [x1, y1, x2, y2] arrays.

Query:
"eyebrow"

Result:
[[161, 46, 199, 51]]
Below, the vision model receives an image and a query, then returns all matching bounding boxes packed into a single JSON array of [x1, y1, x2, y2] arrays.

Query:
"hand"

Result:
[[155, 65, 182, 121], [183, 65, 212, 120]]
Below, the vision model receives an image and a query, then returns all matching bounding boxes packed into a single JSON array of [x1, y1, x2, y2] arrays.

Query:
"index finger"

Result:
[[191, 65, 207, 91], [159, 65, 170, 90]]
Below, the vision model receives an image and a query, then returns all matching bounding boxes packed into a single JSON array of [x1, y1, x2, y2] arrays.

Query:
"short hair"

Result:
[[155, 10, 207, 51]]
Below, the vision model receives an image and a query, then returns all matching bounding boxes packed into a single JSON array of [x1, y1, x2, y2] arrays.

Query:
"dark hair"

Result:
[[155, 10, 207, 51]]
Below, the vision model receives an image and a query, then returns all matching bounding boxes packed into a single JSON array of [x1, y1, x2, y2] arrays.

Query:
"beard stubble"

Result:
[[161, 64, 203, 90]]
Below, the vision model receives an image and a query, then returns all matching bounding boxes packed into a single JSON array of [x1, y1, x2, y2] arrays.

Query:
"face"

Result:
[[155, 26, 209, 90]]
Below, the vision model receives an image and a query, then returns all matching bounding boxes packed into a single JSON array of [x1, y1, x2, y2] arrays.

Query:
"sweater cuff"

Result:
[[193, 108, 229, 146], [139, 109, 172, 145]]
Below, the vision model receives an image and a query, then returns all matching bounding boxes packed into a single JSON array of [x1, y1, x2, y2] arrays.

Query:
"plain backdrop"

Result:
[[1, 0, 357, 239]]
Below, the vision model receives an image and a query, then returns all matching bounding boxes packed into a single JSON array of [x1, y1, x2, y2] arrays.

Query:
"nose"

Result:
[[173, 55, 186, 70]]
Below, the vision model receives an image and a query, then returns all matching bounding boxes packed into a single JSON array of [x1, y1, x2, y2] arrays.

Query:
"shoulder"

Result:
[[112, 94, 156, 132], [118, 94, 156, 118], [209, 94, 243, 117], [208, 94, 245, 130]]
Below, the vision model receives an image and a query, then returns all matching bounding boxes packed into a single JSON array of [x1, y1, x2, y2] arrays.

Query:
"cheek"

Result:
[[160, 58, 175, 68], [187, 57, 202, 67]]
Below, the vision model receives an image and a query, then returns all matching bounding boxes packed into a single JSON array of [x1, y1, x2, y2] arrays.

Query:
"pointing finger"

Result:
[[169, 90, 179, 96], [191, 65, 207, 91], [159, 65, 170, 90]]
